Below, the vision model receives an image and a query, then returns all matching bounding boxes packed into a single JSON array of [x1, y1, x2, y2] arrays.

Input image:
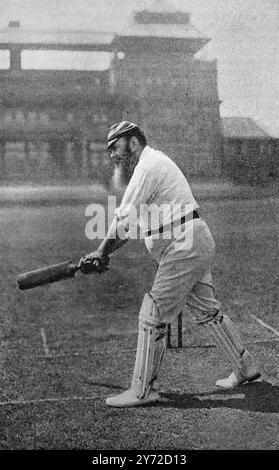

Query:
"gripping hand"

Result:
[[79, 251, 110, 275]]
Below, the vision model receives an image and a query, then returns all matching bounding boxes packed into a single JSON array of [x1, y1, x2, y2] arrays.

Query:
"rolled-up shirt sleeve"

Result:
[[115, 165, 157, 232]]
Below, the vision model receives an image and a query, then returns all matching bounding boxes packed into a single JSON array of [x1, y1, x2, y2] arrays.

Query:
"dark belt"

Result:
[[146, 210, 200, 237]]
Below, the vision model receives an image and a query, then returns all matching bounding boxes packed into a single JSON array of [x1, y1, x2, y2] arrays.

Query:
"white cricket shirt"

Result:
[[115, 146, 199, 254]]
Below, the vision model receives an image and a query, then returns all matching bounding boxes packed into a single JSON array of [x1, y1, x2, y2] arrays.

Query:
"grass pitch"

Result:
[[1, 195, 279, 449]]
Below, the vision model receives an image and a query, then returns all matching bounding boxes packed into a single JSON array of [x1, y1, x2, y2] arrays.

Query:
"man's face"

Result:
[[109, 137, 133, 166]]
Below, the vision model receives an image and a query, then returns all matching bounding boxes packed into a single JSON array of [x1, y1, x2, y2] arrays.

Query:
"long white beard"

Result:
[[112, 166, 123, 190]]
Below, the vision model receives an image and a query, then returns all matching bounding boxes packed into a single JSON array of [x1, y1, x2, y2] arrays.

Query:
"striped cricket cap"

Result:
[[107, 121, 139, 149]]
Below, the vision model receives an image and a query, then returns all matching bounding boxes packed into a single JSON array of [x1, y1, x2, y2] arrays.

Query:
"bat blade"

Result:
[[17, 260, 78, 290]]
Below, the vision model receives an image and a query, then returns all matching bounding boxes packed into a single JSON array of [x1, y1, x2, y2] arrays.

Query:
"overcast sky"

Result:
[[1, 0, 279, 136]]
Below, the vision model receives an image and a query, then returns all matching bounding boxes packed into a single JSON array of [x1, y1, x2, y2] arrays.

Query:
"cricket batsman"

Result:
[[79, 121, 261, 408]]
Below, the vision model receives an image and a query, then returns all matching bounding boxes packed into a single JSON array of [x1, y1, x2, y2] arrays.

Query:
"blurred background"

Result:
[[0, 0, 278, 186]]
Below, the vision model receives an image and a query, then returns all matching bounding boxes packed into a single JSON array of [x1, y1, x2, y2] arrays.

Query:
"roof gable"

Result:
[[222, 117, 272, 138]]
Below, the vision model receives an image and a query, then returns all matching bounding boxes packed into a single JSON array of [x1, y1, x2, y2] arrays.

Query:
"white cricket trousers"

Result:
[[147, 218, 221, 324]]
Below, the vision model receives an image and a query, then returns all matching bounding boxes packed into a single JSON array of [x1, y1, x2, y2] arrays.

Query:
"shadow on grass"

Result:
[[82, 380, 279, 414], [159, 381, 279, 413]]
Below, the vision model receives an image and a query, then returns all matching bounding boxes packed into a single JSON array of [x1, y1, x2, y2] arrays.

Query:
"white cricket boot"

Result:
[[216, 350, 261, 389], [202, 312, 261, 390], [106, 293, 166, 408], [106, 388, 160, 407]]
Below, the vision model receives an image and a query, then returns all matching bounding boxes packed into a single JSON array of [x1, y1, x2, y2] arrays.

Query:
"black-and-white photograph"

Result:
[[1, 0, 279, 457]]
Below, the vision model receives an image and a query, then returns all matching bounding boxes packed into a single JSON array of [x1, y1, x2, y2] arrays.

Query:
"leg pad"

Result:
[[132, 294, 167, 399], [205, 313, 245, 372]]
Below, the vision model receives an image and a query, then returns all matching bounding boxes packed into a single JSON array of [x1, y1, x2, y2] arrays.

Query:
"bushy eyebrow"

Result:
[[109, 142, 117, 152]]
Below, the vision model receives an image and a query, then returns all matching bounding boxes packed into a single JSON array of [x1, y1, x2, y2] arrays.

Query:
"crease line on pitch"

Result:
[[0, 395, 99, 407], [250, 314, 279, 338]]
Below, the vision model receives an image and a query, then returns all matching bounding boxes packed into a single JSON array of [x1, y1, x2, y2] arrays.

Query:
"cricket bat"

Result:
[[16, 260, 79, 290]]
